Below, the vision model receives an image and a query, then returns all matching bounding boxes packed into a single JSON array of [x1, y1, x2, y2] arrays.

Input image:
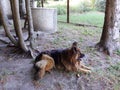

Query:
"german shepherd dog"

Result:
[[33, 42, 91, 80]]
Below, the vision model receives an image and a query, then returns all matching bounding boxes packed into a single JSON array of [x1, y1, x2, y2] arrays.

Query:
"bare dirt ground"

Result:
[[0, 22, 120, 90]]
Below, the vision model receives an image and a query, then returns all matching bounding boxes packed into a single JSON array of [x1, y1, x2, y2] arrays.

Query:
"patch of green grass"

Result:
[[106, 56, 111, 60], [1, 69, 15, 76], [85, 46, 96, 53], [53, 37, 63, 44], [114, 83, 120, 90], [79, 37, 84, 42], [115, 50, 120, 56], [107, 62, 120, 77], [81, 28, 93, 36], [58, 11, 104, 27], [0, 69, 15, 81]]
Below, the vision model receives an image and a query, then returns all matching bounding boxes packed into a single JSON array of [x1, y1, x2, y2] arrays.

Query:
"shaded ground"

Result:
[[0, 22, 120, 90]]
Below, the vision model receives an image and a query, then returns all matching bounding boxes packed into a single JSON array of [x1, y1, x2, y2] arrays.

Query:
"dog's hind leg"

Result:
[[35, 60, 47, 79], [38, 68, 45, 79], [35, 60, 47, 68]]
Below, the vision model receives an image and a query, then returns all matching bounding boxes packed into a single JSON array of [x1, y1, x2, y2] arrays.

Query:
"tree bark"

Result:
[[19, 0, 26, 18], [25, 0, 36, 50], [0, 1, 18, 45], [11, 0, 28, 52], [0, 13, 2, 25], [10, 0, 18, 36], [96, 0, 120, 55]]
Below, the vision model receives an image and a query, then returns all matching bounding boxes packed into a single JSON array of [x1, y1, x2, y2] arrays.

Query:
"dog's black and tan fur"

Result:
[[33, 42, 91, 80]]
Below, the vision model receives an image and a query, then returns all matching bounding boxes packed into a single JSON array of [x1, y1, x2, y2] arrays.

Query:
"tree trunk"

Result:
[[25, 0, 36, 49], [31, 0, 35, 8], [10, 0, 18, 36], [19, 0, 26, 18], [0, 1, 18, 45], [11, 0, 28, 52], [96, 0, 120, 55], [0, 13, 2, 25]]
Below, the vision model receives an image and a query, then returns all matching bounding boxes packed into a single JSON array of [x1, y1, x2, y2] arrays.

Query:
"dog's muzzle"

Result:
[[77, 53, 85, 61], [80, 53, 85, 58]]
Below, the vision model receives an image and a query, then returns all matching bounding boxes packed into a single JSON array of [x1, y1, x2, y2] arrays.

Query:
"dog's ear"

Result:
[[71, 46, 77, 54], [72, 41, 78, 47]]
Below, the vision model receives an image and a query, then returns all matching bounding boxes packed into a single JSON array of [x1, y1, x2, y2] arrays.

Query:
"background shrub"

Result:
[[57, 5, 66, 15], [79, 1, 92, 13], [45, 0, 106, 14], [95, 0, 106, 12]]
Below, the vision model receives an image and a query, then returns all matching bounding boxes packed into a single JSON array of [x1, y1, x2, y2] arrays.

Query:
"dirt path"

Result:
[[0, 23, 120, 90], [0, 43, 119, 90]]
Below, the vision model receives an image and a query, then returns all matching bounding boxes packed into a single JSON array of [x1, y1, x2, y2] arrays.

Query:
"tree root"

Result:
[[0, 39, 10, 44], [29, 48, 39, 59], [95, 42, 113, 56]]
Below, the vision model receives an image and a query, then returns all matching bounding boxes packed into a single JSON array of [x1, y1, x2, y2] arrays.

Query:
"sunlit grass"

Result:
[[58, 11, 104, 27]]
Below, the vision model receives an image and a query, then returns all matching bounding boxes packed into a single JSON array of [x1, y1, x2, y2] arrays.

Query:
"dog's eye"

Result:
[[77, 50, 81, 54]]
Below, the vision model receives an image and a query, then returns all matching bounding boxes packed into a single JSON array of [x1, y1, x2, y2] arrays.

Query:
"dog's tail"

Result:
[[33, 53, 45, 80], [33, 54, 55, 80], [35, 60, 48, 69], [33, 59, 48, 80], [33, 53, 43, 70], [35, 54, 55, 69]]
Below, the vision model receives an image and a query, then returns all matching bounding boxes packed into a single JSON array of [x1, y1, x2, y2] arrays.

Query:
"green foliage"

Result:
[[95, 0, 106, 12], [79, 1, 92, 13], [57, 5, 66, 15], [91, 0, 96, 10], [45, 0, 106, 13], [47, 5, 66, 15]]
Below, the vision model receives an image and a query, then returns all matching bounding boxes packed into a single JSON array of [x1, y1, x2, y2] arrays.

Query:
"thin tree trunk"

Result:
[[11, 0, 28, 52], [96, 0, 120, 55], [19, 0, 26, 18], [67, 0, 69, 23], [0, 9, 1, 25], [41, 0, 44, 7], [25, 0, 36, 50], [10, 0, 18, 36], [25, 0, 30, 40], [31, 0, 34, 8], [0, 1, 18, 45]]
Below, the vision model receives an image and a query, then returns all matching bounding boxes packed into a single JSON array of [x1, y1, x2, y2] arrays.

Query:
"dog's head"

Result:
[[70, 42, 85, 61]]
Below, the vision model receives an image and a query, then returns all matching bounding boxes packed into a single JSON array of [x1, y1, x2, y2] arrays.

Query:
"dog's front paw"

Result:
[[84, 70, 91, 74], [87, 67, 92, 70], [87, 70, 91, 74]]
